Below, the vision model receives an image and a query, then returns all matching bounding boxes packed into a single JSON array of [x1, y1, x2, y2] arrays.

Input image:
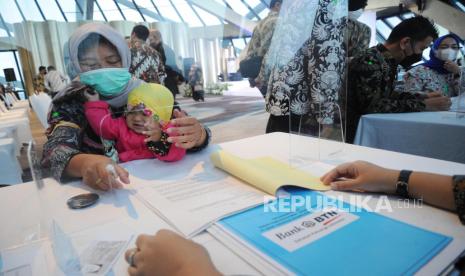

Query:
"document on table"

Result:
[[210, 150, 329, 195], [133, 163, 267, 237]]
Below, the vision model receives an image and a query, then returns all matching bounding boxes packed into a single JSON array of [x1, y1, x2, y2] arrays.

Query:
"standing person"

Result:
[[347, 0, 371, 59], [346, 16, 451, 143], [33, 66, 48, 94], [188, 64, 204, 102], [148, 29, 184, 98], [403, 33, 463, 97], [260, 0, 346, 135], [244, 0, 282, 97], [44, 65, 68, 98], [42, 23, 210, 190], [129, 25, 166, 85]]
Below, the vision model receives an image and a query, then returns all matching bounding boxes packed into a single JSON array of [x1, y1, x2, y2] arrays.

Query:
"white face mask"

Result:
[[436, 48, 459, 61], [349, 9, 363, 20]]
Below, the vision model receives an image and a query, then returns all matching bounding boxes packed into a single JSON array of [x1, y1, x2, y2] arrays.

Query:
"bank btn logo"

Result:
[[262, 209, 359, 252]]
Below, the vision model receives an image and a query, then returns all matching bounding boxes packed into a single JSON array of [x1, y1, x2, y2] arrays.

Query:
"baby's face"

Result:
[[126, 111, 151, 134]]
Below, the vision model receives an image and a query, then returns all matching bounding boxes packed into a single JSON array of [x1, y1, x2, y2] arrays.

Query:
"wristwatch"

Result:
[[396, 170, 413, 198]]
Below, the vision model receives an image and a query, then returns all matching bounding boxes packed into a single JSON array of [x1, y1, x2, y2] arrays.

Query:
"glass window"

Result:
[[192, 6, 221, 26], [134, 0, 161, 21], [435, 23, 450, 37], [172, 0, 203, 27], [375, 20, 391, 40], [0, 27, 9, 37], [57, 0, 83, 22], [213, 0, 227, 7], [225, 0, 249, 16], [232, 37, 246, 55], [118, 1, 144, 22], [0, 0, 23, 24], [245, 0, 261, 8], [155, 0, 182, 22], [36, 0, 65, 21], [16, 0, 44, 21], [258, 8, 269, 19], [385, 16, 402, 28], [401, 12, 415, 19], [0, 51, 24, 90], [95, 0, 124, 21], [456, 1, 465, 12]]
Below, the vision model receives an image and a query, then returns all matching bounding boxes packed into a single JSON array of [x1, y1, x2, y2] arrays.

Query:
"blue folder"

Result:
[[219, 189, 452, 275]]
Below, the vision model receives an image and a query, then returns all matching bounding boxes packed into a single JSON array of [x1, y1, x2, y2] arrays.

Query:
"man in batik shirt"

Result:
[[346, 16, 451, 143], [246, 0, 282, 97], [129, 25, 166, 85]]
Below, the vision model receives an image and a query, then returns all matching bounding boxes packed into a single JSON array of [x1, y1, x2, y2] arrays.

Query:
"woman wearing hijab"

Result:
[[42, 23, 210, 191], [403, 33, 463, 96]]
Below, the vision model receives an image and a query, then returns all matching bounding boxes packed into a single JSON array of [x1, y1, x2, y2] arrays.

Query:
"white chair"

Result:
[[0, 138, 22, 185], [29, 94, 52, 129]]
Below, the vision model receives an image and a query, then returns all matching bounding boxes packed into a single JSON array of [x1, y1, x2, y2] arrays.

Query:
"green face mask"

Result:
[[80, 68, 131, 97]]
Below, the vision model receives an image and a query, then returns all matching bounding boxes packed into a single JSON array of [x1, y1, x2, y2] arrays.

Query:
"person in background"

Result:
[[124, 160, 465, 275], [346, 16, 451, 143], [33, 66, 48, 94], [148, 29, 184, 98], [129, 25, 166, 84], [45, 65, 68, 98], [245, 0, 282, 97], [347, 0, 371, 59], [188, 64, 204, 102], [403, 33, 463, 97]]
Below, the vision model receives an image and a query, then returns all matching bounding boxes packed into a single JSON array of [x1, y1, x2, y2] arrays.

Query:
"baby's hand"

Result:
[[84, 90, 100, 101], [143, 119, 162, 143]]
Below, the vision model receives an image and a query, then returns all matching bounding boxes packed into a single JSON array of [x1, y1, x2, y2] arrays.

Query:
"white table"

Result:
[[0, 133, 464, 275], [354, 111, 465, 163]]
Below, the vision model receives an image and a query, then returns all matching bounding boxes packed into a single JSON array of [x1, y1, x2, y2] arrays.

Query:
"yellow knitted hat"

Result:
[[127, 83, 174, 122]]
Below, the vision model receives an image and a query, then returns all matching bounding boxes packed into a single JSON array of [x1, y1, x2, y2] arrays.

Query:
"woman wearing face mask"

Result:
[[42, 23, 211, 191], [403, 33, 463, 97]]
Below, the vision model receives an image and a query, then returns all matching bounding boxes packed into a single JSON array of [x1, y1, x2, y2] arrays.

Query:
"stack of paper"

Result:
[[208, 190, 453, 275], [133, 151, 326, 237]]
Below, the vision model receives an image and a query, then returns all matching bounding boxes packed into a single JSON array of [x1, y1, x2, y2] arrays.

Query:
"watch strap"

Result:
[[396, 170, 413, 198]]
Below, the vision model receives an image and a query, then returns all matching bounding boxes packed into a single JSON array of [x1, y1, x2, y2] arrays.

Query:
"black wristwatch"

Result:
[[396, 170, 413, 198]]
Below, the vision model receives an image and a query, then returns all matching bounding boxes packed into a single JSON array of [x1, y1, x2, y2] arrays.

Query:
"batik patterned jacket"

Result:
[[346, 44, 426, 142], [261, 0, 347, 126], [129, 42, 166, 85]]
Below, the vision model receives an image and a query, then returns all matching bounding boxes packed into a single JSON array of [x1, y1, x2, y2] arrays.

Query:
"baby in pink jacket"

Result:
[[84, 83, 185, 163]]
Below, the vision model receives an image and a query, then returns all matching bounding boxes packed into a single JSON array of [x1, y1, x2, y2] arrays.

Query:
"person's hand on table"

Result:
[[443, 61, 461, 75], [423, 92, 451, 111], [320, 161, 398, 194], [125, 229, 221, 276], [78, 154, 130, 191], [166, 110, 206, 149]]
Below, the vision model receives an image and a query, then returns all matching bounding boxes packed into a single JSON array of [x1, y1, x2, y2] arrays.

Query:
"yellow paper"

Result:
[[210, 150, 329, 195]]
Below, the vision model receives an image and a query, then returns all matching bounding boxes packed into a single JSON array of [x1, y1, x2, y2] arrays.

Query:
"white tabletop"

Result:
[[0, 133, 464, 275], [354, 111, 465, 163]]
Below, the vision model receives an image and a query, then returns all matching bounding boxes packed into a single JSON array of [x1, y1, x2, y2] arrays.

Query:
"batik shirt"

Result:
[[262, 0, 347, 125], [129, 41, 166, 85], [346, 44, 426, 142], [347, 18, 371, 58], [402, 65, 460, 97], [246, 10, 279, 59]]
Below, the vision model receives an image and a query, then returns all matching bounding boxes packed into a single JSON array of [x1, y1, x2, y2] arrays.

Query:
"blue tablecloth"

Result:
[[354, 111, 465, 163]]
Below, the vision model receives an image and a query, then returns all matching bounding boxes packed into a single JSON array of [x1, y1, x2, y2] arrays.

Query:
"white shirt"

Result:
[[45, 70, 68, 92]]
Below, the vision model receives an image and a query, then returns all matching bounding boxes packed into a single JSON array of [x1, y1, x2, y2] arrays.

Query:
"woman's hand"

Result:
[[84, 90, 99, 102], [443, 61, 460, 75], [67, 154, 130, 191], [142, 119, 162, 143], [320, 161, 399, 194], [166, 110, 206, 149], [125, 230, 221, 276]]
